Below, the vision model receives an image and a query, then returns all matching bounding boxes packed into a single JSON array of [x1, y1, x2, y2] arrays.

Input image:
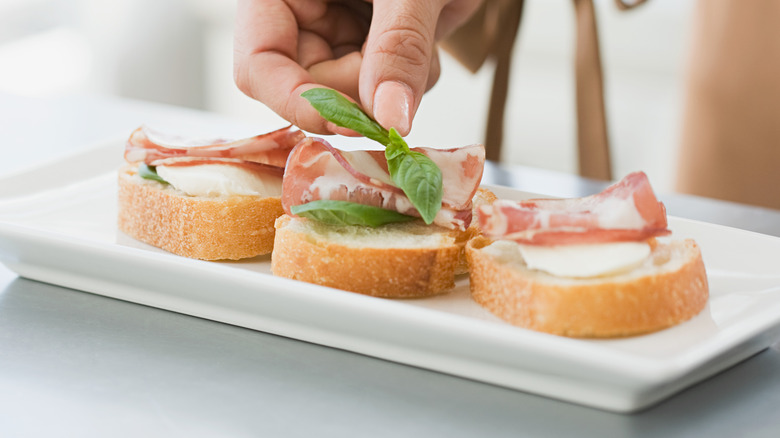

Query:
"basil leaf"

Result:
[[385, 129, 442, 225], [301, 88, 389, 145], [385, 128, 408, 161], [301, 88, 444, 225], [291, 200, 415, 227], [138, 163, 168, 184]]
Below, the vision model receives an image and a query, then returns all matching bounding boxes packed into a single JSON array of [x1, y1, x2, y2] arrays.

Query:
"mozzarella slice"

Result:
[[156, 164, 282, 197], [518, 241, 651, 278], [484, 240, 651, 278]]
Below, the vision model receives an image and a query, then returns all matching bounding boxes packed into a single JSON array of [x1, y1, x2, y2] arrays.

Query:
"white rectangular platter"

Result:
[[2, 141, 780, 413]]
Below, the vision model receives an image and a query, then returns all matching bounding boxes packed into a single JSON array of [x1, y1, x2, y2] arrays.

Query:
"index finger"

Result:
[[233, 0, 333, 134]]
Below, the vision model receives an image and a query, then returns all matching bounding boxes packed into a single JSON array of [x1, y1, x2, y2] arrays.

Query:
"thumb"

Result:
[[360, 0, 445, 136]]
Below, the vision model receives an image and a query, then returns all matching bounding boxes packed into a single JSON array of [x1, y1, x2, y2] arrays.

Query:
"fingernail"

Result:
[[373, 81, 412, 135]]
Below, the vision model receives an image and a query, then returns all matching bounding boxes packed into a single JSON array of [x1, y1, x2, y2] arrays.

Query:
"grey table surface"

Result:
[[2, 93, 780, 437]]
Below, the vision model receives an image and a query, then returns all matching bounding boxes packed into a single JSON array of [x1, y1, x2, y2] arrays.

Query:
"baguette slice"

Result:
[[271, 188, 497, 298], [271, 215, 460, 298], [117, 164, 284, 260], [466, 236, 709, 337]]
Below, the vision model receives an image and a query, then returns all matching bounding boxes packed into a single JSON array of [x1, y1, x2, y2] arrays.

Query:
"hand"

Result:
[[234, 0, 483, 136]]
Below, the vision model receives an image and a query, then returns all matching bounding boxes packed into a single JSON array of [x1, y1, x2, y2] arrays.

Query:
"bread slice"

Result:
[[271, 189, 496, 298], [117, 164, 284, 260], [466, 236, 709, 337], [271, 214, 462, 298]]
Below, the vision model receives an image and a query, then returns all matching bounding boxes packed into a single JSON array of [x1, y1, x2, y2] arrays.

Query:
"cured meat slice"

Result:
[[124, 125, 305, 168], [478, 171, 670, 244], [282, 137, 485, 230]]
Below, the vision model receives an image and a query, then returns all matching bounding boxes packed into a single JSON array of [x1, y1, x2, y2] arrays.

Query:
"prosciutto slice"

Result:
[[124, 125, 305, 168], [282, 137, 485, 230], [478, 171, 670, 245]]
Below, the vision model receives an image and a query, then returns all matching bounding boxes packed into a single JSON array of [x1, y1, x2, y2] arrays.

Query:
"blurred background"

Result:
[[0, 0, 694, 193]]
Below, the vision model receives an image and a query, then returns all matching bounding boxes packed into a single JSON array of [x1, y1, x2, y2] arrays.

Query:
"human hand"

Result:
[[234, 0, 483, 136]]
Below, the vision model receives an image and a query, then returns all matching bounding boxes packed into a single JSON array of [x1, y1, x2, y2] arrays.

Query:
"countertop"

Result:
[[1, 93, 779, 437]]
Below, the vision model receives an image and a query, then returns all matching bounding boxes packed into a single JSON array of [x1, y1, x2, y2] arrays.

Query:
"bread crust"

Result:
[[271, 188, 496, 298], [466, 236, 709, 337], [117, 164, 284, 260], [271, 215, 462, 298], [454, 187, 498, 275]]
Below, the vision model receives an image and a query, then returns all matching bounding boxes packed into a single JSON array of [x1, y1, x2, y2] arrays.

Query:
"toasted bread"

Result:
[[466, 236, 709, 337], [271, 188, 496, 298], [271, 215, 462, 297], [117, 164, 284, 260]]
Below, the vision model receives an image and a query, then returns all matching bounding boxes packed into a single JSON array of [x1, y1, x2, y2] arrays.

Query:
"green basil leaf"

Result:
[[291, 200, 415, 227], [385, 128, 409, 159], [301, 88, 444, 225], [385, 129, 442, 225], [138, 163, 168, 184], [385, 132, 406, 189], [301, 88, 389, 144]]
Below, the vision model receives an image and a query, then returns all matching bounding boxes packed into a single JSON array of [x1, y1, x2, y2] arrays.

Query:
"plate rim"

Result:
[[3, 138, 780, 412]]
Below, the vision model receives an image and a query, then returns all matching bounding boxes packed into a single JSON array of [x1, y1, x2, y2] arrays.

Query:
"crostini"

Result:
[[118, 125, 304, 260], [466, 172, 709, 337]]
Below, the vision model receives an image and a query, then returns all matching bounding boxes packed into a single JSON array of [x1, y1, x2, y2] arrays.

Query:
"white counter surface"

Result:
[[2, 93, 779, 437]]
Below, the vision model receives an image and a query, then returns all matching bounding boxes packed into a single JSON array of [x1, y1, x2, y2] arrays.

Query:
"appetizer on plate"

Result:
[[271, 89, 491, 298], [467, 172, 709, 337], [118, 125, 304, 260]]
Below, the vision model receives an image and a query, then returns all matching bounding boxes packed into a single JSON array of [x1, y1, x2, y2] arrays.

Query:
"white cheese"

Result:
[[485, 240, 651, 278], [156, 164, 281, 197]]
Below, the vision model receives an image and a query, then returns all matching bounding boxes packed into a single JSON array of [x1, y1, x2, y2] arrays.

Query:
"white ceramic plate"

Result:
[[2, 141, 780, 413]]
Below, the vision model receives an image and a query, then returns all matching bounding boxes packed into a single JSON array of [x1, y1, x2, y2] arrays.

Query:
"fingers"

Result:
[[428, 49, 442, 91], [291, 0, 372, 47], [234, 0, 361, 134], [360, 0, 447, 135], [309, 51, 362, 101], [234, 52, 325, 134], [235, 0, 463, 137], [297, 30, 334, 69]]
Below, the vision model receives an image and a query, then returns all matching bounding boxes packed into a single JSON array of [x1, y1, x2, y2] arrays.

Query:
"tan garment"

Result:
[[443, 0, 780, 209], [676, 0, 780, 210], [440, 0, 525, 165]]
